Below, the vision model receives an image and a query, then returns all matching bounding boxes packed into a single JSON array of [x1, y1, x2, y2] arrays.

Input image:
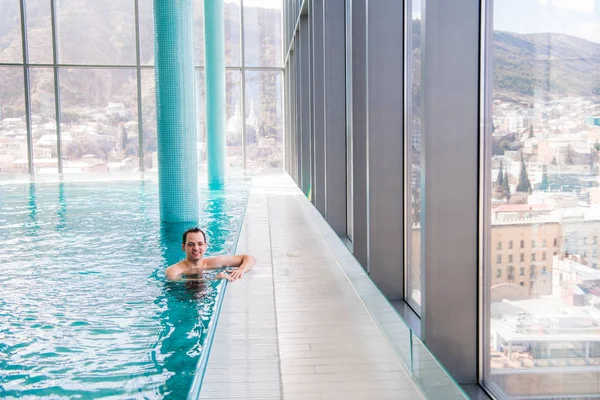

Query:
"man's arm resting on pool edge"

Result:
[[205, 254, 257, 280], [165, 265, 234, 282]]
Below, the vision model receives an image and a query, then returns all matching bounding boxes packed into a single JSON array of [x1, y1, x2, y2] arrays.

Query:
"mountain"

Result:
[[492, 31, 600, 102]]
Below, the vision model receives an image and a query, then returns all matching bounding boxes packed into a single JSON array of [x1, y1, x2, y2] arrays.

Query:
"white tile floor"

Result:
[[199, 174, 425, 400]]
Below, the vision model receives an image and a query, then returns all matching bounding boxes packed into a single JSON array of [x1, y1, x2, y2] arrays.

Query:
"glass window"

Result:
[[141, 68, 157, 170], [226, 70, 242, 170], [508, 240, 513, 249], [485, 1, 600, 397], [0, 0, 23, 63], [56, 0, 136, 65], [30, 68, 58, 175], [195, 68, 207, 170], [244, 70, 283, 171], [138, 0, 154, 65], [26, 0, 53, 64], [520, 239, 524, 249], [243, 0, 282, 67], [224, 0, 241, 66], [0, 67, 26, 175], [59, 68, 138, 175], [497, 241, 502, 250], [406, 0, 423, 312], [520, 267, 525, 276], [520, 253, 525, 262], [496, 268, 502, 278], [496, 255, 502, 264], [194, 1, 205, 66], [508, 254, 513, 263]]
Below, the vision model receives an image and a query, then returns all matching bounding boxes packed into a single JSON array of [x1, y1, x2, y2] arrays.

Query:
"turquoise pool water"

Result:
[[0, 180, 248, 399]]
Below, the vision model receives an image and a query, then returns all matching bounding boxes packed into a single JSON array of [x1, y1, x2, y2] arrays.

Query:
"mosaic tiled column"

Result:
[[204, 0, 226, 188], [154, 0, 198, 223]]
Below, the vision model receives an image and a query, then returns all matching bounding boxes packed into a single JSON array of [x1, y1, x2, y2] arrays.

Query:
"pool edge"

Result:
[[186, 183, 252, 400]]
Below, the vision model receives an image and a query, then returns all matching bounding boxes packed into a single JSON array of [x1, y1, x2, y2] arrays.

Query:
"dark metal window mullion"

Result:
[[19, 0, 33, 176], [240, 0, 247, 170], [50, 0, 63, 175], [134, 0, 144, 173]]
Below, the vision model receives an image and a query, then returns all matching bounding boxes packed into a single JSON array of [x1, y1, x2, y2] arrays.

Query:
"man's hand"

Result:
[[216, 272, 233, 281], [229, 268, 245, 281]]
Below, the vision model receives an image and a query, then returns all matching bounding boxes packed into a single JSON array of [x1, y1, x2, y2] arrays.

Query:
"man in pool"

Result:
[[165, 227, 256, 282]]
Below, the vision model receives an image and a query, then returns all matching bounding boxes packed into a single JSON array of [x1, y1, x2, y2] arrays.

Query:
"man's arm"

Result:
[[165, 264, 184, 281], [166, 262, 233, 281], [205, 254, 256, 280]]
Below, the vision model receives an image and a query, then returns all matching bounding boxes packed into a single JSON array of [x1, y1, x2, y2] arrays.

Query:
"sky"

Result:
[[411, 0, 600, 43], [224, 0, 282, 9], [493, 0, 600, 43]]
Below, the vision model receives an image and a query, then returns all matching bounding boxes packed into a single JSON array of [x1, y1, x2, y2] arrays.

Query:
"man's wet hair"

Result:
[[182, 227, 207, 244]]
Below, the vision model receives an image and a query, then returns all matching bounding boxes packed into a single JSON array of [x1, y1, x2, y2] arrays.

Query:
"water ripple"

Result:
[[0, 180, 249, 399]]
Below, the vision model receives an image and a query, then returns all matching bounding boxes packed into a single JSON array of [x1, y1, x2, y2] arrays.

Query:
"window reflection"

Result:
[[487, 0, 600, 397], [406, 0, 423, 312]]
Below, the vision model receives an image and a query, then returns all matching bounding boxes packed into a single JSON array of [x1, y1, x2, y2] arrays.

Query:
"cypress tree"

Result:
[[497, 160, 504, 187], [502, 171, 511, 199], [517, 153, 532, 193]]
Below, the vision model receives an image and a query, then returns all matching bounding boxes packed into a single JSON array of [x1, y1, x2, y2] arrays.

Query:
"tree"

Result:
[[516, 153, 532, 193], [528, 124, 534, 138], [551, 156, 558, 165], [496, 160, 504, 187], [502, 171, 511, 200], [565, 144, 575, 165], [540, 165, 549, 191]]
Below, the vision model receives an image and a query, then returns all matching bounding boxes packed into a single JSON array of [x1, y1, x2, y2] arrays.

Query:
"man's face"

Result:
[[183, 231, 207, 261]]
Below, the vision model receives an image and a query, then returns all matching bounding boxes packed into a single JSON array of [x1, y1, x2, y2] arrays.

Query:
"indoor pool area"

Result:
[[0, 174, 468, 399], [0, 178, 249, 398], [7, 0, 597, 398]]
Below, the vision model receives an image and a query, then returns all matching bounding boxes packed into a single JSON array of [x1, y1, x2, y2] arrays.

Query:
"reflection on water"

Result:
[[0, 180, 248, 399]]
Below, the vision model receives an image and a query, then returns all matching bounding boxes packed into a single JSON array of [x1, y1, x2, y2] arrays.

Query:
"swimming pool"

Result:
[[0, 179, 248, 399]]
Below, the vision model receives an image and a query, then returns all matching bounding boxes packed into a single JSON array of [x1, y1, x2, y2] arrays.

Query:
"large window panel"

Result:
[[138, 0, 154, 65], [195, 68, 207, 171], [0, 0, 23, 63], [485, 0, 600, 398], [244, 70, 283, 171], [56, 0, 136, 65], [140, 68, 156, 170], [26, 0, 53, 64], [226, 70, 243, 170], [224, 0, 241, 66], [406, 0, 423, 311], [0, 67, 26, 175], [193, 3, 205, 66], [59, 68, 138, 175], [30, 68, 58, 175], [243, 0, 282, 67]]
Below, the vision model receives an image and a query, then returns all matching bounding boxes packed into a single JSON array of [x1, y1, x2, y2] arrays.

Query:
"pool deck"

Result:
[[199, 174, 425, 400]]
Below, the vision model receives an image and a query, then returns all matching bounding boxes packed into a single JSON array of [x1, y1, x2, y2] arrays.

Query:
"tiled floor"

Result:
[[199, 174, 425, 400]]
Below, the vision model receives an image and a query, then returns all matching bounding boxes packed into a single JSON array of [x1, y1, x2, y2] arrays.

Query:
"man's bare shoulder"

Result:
[[165, 261, 187, 280]]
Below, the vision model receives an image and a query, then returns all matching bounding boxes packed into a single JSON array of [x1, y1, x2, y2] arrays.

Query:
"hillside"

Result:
[[492, 31, 600, 102]]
